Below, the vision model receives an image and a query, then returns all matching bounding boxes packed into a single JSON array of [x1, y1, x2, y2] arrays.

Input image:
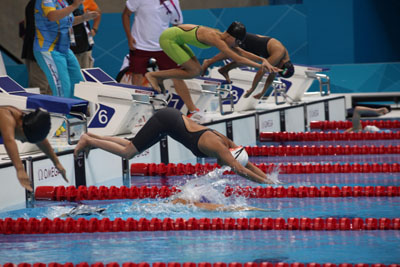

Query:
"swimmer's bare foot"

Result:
[[378, 107, 389, 115], [218, 68, 231, 84], [145, 72, 161, 93], [244, 89, 255, 98], [74, 133, 89, 158], [201, 59, 212, 76], [253, 92, 263, 99]]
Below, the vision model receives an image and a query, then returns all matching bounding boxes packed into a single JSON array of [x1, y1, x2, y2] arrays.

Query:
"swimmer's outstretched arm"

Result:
[[346, 106, 389, 132], [36, 139, 68, 183], [171, 198, 266, 211], [221, 151, 276, 184]]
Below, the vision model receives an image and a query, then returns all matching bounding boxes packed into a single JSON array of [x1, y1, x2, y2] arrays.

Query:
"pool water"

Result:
[[0, 138, 399, 265], [0, 172, 399, 264], [1, 230, 399, 264]]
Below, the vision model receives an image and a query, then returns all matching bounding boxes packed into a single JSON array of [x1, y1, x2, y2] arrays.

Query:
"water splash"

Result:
[[267, 165, 284, 185], [128, 166, 259, 214]]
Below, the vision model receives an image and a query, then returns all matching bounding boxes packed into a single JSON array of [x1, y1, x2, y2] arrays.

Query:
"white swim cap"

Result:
[[229, 146, 249, 166], [364, 125, 380, 133]]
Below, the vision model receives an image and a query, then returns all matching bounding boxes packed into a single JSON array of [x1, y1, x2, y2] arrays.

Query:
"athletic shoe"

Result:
[[187, 108, 200, 118], [188, 109, 206, 124]]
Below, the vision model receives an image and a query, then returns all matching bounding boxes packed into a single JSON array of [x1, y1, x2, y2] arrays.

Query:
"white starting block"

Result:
[[0, 76, 88, 154], [208, 64, 330, 110], [163, 76, 235, 115], [76, 68, 158, 136]]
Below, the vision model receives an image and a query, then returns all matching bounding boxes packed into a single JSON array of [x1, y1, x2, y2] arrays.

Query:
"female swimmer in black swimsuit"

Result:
[[74, 107, 275, 184]]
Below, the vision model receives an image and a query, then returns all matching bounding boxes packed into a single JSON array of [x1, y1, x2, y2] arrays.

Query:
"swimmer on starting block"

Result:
[[144, 21, 281, 93], [202, 32, 294, 99], [74, 107, 279, 184], [345, 106, 389, 132], [0, 106, 68, 191]]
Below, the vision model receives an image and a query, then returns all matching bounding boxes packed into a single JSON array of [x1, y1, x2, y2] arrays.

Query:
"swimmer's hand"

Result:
[[55, 162, 68, 183], [17, 169, 33, 192], [261, 60, 282, 74], [268, 176, 285, 185]]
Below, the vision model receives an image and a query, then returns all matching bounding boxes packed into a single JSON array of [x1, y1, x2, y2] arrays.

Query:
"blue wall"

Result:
[[90, 0, 400, 78], [4, 0, 400, 92], [353, 0, 400, 63]]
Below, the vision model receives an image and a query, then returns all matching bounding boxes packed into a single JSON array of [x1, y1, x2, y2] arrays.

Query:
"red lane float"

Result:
[[259, 131, 400, 142], [2, 263, 400, 267], [1, 217, 400, 235], [244, 144, 400, 157], [130, 162, 400, 177], [35, 185, 179, 201], [310, 120, 400, 130], [34, 185, 400, 201]]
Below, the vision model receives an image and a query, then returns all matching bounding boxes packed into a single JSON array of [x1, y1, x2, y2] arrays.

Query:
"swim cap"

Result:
[[229, 146, 249, 167], [279, 61, 294, 78], [22, 108, 51, 143], [364, 125, 380, 133], [226, 21, 246, 43]]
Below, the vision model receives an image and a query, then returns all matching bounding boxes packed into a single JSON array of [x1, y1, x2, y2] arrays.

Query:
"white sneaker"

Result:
[[189, 110, 206, 124]]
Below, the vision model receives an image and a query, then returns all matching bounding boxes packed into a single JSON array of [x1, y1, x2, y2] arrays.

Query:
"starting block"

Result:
[[163, 76, 235, 115], [0, 75, 88, 154], [76, 68, 158, 136], [208, 64, 330, 110]]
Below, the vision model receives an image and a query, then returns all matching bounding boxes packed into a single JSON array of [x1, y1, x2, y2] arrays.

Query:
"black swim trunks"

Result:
[[132, 107, 211, 157]]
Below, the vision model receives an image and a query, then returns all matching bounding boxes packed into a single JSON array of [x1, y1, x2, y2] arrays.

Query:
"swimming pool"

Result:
[[0, 131, 399, 265]]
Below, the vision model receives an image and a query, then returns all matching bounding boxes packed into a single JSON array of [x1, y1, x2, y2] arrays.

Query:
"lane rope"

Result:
[[34, 185, 400, 201], [259, 131, 400, 142], [310, 119, 400, 130], [244, 144, 400, 156], [129, 162, 400, 177], [1, 216, 400, 234]]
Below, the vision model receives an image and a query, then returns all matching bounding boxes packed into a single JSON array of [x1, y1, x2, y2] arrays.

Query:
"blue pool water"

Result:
[[0, 230, 399, 264], [0, 137, 399, 265], [0, 172, 399, 264], [1, 197, 400, 221]]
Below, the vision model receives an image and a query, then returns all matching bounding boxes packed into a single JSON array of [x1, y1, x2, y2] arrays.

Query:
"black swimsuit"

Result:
[[239, 33, 271, 59], [132, 108, 212, 158]]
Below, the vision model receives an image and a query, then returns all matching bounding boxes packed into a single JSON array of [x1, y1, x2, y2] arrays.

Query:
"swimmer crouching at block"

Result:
[[74, 107, 278, 184], [0, 106, 68, 191]]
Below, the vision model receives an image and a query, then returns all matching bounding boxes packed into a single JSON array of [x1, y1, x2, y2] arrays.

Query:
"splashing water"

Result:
[[129, 166, 257, 214], [267, 165, 283, 185], [52, 166, 283, 217], [174, 166, 232, 205]]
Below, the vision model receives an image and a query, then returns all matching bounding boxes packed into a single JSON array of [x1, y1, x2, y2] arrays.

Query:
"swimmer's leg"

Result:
[[146, 57, 202, 83], [74, 133, 138, 159], [218, 61, 239, 84]]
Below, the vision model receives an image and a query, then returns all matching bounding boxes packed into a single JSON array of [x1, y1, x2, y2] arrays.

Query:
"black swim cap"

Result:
[[279, 61, 295, 78], [226, 21, 246, 42], [22, 108, 51, 143]]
